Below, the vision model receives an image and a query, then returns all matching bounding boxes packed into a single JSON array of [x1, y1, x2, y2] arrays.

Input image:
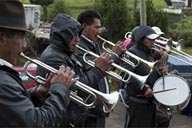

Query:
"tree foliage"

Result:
[[47, 0, 70, 22], [94, 0, 132, 42], [135, 0, 169, 33], [30, 0, 54, 6], [30, 0, 54, 21]]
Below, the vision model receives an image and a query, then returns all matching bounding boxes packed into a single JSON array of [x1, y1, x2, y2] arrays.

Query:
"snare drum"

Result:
[[153, 75, 191, 110]]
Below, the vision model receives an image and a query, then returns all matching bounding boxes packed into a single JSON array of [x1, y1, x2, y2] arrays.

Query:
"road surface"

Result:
[[106, 101, 192, 128]]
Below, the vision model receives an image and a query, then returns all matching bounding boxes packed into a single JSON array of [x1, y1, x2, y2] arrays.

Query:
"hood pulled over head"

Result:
[[50, 13, 81, 52]]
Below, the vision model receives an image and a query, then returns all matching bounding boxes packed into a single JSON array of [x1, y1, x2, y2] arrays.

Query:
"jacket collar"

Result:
[[80, 35, 96, 49], [0, 58, 13, 68]]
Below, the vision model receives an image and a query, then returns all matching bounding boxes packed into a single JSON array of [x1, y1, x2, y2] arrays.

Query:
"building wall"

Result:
[[24, 4, 41, 30]]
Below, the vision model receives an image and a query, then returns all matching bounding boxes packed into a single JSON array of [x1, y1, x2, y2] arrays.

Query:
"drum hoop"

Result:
[[153, 74, 191, 107]]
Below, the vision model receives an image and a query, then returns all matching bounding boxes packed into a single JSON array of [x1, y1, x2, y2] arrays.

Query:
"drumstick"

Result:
[[153, 88, 176, 94], [162, 54, 166, 90], [163, 75, 165, 90]]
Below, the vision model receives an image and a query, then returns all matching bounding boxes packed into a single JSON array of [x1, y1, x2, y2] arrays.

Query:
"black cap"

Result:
[[134, 25, 159, 43]]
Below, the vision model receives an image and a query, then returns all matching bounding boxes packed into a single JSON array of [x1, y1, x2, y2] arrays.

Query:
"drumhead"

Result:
[[153, 75, 191, 107]]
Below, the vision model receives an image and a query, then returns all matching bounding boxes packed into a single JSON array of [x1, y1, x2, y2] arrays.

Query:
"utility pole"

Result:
[[140, 0, 147, 25], [133, 0, 138, 26]]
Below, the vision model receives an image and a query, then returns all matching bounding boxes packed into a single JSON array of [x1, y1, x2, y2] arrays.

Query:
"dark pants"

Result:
[[84, 116, 106, 128], [125, 99, 156, 128], [156, 111, 172, 127], [124, 109, 130, 128]]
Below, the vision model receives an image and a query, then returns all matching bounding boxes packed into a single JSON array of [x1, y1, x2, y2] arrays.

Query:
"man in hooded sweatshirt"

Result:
[[121, 25, 167, 127], [36, 13, 114, 127]]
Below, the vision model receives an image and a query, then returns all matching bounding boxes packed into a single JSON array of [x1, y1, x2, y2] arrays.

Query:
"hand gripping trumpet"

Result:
[[20, 52, 119, 113], [76, 45, 150, 84], [98, 35, 158, 72]]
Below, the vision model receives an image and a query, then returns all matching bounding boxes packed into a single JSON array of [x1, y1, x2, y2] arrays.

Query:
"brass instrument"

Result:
[[154, 37, 192, 65], [98, 35, 157, 71], [20, 52, 119, 113], [155, 36, 183, 51], [76, 45, 150, 84], [124, 31, 132, 39]]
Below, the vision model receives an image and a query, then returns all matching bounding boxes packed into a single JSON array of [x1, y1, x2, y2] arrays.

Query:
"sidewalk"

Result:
[[106, 101, 192, 128]]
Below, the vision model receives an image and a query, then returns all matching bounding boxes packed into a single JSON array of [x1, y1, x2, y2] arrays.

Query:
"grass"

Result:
[[182, 47, 192, 55], [64, 0, 94, 7], [21, 0, 94, 7], [127, 0, 167, 9], [69, 9, 85, 19], [21, 0, 30, 4]]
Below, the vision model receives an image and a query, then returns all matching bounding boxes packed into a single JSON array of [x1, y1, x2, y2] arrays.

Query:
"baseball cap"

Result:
[[146, 33, 160, 40], [152, 26, 164, 36]]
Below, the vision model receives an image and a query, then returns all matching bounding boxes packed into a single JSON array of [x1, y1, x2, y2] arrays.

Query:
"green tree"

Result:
[[135, 0, 168, 33], [94, 0, 132, 42], [47, 0, 70, 22], [30, 0, 54, 22]]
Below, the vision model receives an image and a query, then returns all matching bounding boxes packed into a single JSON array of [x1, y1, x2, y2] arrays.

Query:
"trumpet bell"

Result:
[[101, 91, 119, 113]]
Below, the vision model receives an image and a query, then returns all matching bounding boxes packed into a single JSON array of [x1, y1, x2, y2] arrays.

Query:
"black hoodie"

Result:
[[36, 13, 104, 127], [50, 13, 82, 54]]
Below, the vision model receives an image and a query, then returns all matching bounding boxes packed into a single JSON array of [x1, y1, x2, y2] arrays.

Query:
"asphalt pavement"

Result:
[[106, 100, 192, 128]]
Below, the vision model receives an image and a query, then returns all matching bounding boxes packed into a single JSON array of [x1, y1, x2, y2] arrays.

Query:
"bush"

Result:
[[169, 30, 192, 47], [134, 0, 169, 33], [94, 0, 132, 42], [47, 0, 70, 22]]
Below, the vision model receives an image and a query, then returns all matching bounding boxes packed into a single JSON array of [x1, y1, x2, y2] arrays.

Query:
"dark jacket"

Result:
[[0, 65, 70, 127], [123, 42, 161, 97], [74, 36, 110, 117], [36, 13, 104, 126]]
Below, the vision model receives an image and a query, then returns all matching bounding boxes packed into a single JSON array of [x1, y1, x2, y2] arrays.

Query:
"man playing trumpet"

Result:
[[36, 13, 115, 127], [0, 1, 76, 127], [75, 9, 126, 128]]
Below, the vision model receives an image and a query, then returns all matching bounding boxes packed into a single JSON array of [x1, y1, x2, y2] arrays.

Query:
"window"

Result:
[[34, 12, 39, 23]]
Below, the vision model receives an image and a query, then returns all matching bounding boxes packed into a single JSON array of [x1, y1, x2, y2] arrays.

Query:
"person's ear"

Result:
[[82, 23, 87, 29]]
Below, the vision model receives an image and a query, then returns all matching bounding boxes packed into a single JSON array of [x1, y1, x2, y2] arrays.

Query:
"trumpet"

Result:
[[155, 36, 183, 51], [124, 31, 132, 39], [76, 45, 150, 84], [154, 37, 192, 65], [20, 52, 119, 113], [98, 35, 157, 71]]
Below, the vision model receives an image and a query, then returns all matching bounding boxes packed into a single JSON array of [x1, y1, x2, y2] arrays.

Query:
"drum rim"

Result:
[[153, 74, 191, 107]]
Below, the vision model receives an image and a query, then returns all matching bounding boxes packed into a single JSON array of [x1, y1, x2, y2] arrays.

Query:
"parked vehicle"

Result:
[[13, 65, 37, 89]]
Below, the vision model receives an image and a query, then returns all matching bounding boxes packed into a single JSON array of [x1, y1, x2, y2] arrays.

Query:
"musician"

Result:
[[36, 13, 113, 127], [0, 1, 76, 127], [74, 9, 126, 128], [121, 25, 166, 127], [152, 26, 172, 128]]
